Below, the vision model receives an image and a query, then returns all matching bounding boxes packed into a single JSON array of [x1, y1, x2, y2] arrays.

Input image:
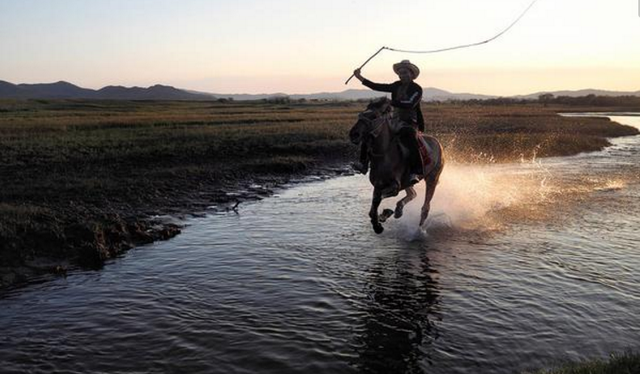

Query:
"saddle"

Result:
[[389, 117, 431, 173], [377, 114, 431, 177]]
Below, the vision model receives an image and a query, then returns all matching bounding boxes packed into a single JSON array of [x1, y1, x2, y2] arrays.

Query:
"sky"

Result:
[[1, 0, 639, 95]]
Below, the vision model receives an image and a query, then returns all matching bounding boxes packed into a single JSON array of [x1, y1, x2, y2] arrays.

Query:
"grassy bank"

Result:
[[527, 352, 640, 374], [425, 104, 638, 162], [0, 100, 638, 287]]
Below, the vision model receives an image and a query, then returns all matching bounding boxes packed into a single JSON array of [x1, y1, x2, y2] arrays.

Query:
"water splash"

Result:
[[592, 178, 626, 192], [382, 161, 558, 238]]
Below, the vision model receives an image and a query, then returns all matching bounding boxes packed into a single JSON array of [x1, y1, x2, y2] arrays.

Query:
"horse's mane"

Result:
[[366, 97, 391, 113]]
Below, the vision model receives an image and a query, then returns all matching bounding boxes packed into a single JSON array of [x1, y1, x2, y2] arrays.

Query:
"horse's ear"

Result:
[[366, 99, 376, 110], [380, 98, 391, 113], [367, 97, 389, 111]]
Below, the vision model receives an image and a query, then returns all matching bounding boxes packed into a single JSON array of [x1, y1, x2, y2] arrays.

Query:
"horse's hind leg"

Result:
[[395, 187, 417, 219], [369, 190, 384, 234], [420, 171, 443, 226]]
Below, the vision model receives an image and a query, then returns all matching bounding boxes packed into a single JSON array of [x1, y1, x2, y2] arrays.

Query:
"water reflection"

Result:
[[355, 243, 440, 373]]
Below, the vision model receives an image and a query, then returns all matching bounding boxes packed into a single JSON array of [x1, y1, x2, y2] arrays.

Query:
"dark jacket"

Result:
[[362, 79, 425, 132]]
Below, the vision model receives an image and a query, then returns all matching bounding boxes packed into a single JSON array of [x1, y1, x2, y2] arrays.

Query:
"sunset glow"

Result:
[[1, 0, 638, 94]]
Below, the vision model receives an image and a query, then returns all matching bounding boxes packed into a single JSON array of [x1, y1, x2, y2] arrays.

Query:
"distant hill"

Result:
[[0, 80, 511, 102], [0, 81, 216, 100], [1, 80, 638, 102], [96, 84, 213, 100], [422, 87, 496, 101], [212, 87, 496, 101], [0, 81, 97, 99], [517, 89, 640, 100], [0, 81, 22, 97]]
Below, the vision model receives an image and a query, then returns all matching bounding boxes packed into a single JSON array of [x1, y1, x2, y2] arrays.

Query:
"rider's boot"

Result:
[[409, 157, 423, 185], [399, 127, 422, 184]]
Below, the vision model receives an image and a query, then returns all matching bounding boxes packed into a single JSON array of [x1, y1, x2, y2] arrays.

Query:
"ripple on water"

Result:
[[2, 116, 640, 373]]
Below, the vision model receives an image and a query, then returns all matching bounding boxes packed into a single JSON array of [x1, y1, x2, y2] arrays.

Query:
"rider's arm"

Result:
[[361, 79, 395, 93], [391, 84, 422, 109], [353, 68, 394, 92]]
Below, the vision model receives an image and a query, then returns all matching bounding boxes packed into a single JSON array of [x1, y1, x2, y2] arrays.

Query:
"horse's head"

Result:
[[349, 97, 392, 144]]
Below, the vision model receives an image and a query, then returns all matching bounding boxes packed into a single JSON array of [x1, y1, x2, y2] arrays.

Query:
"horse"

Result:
[[349, 98, 444, 234]]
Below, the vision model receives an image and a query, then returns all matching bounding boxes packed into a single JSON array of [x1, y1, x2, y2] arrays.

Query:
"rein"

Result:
[[361, 111, 394, 158], [359, 111, 389, 139]]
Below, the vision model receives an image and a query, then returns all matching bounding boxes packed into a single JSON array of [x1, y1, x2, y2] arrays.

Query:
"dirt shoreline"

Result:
[[0, 158, 354, 291]]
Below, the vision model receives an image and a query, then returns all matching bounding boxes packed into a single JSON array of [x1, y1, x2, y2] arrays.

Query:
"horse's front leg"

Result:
[[395, 187, 417, 219], [369, 189, 384, 234]]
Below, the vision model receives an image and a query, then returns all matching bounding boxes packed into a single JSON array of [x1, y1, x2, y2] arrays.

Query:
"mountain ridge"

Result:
[[0, 80, 638, 101], [0, 81, 213, 100]]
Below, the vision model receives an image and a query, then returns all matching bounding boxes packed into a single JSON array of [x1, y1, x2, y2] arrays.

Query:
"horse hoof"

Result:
[[420, 212, 430, 227], [373, 224, 384, 234], [394, 206, 404, 219], [379, 209, 394, 223]]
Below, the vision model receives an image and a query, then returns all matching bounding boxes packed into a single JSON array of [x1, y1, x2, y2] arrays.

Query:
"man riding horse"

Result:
[[349, 61, 444, 233], [352, 60, 424, 185]]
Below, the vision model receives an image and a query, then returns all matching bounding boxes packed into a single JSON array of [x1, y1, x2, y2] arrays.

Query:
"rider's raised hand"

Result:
[[353, 68, 363, 81]]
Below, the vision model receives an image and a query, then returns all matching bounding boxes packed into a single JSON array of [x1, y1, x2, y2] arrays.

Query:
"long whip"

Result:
[[344, 0, 540, 85]]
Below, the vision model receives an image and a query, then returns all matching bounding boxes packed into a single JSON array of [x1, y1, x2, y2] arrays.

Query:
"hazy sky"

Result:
[[1, 0, 639, 95]]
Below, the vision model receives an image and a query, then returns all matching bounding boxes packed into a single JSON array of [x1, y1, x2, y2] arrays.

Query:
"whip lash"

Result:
[[345, 0, 540, 84]]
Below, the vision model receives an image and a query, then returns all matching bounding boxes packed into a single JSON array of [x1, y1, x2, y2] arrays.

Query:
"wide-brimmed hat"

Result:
[[393, 60, 420, 79]]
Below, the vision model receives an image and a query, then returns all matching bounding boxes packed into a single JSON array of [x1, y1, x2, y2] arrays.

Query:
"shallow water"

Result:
[[1, 115, 639, 374]]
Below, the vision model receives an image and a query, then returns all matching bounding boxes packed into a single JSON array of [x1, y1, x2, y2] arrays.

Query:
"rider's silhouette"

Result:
[[353, 60, 425, 184]]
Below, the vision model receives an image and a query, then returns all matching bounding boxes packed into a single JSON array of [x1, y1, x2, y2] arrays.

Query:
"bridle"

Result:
[[358, 110, 388, 139], [358, 109, 394, 159]]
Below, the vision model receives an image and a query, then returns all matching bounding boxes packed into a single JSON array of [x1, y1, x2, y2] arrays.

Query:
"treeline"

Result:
[[536, 93, 640, 107], [433, 94, 640, 107], [205, 94, 640, 107], [440, 98, 531, 106]]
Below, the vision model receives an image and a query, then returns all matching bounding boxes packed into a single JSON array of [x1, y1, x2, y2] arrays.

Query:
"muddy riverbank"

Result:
[[0, 157, 353, 289]]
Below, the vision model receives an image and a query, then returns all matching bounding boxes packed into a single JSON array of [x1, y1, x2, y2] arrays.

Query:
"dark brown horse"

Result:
[[349, 98, 444, 234]]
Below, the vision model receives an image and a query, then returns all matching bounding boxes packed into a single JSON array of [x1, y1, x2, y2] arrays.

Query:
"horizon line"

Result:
[[2, 79, 640, 98]]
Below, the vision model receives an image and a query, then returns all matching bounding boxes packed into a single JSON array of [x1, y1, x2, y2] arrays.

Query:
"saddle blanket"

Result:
[[416, 132, 431, 170]]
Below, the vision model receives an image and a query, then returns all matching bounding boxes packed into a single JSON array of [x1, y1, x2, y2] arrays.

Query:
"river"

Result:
[[1, 114, 639, 374]]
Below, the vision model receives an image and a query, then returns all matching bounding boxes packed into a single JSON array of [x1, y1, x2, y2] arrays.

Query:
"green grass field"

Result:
[[0, 99, 638, 286]]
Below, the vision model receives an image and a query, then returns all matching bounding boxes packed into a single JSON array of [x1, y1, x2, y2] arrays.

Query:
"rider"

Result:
[[353, 60, 425, 184]]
